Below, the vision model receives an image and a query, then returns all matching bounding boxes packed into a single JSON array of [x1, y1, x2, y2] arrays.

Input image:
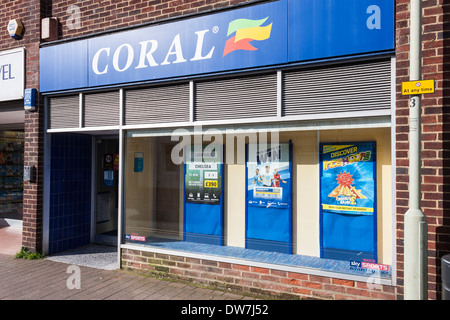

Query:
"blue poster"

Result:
[[184, 145, 223, 245], [134, 152, 144, 173], [247, 143, 291, 209], [104, 154, 114, 186], [246, 142, 292, 254], [320, 142, 377, 262]]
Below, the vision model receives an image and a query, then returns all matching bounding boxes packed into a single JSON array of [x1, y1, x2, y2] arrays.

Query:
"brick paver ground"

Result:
[[0, 254, 256, 301]]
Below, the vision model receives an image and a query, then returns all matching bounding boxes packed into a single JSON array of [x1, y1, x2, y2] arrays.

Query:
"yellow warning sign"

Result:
[[402, 80, 434, 95]]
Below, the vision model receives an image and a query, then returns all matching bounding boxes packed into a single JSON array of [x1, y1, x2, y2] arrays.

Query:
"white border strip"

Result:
[[0, 47, 25, 102], [46, 110, 391, 134], [189, 81, 195, 123], [79, 93, 83, 128], [42, 96, 51, 254], [390, 56, 397, 286], [277, 70, 282, 118], [119, 89, 124, 127], [127, 117, 391, 139], [117, 129, 124, 267]]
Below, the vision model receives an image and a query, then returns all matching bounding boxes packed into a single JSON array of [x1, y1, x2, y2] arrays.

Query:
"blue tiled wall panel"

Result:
[[48, 133, 92, 254]]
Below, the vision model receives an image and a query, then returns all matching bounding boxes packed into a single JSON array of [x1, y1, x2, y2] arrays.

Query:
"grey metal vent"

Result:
[[83, 91, 120, 127], [48, 95, 79, 129], [282, 59, 392, 117], [195, 73, 278, 122], [124, 83, 190, 125]]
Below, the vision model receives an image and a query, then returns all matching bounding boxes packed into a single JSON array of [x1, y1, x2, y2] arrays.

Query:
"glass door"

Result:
[[94, 137, 119, 246], [0, 130, 24, 221]]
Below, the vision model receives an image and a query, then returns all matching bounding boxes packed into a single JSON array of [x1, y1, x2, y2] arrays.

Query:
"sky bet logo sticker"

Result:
[[223, 17, 273, 56]]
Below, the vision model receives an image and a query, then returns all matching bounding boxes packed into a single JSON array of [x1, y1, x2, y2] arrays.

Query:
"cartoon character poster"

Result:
[[320, 142, 377, 262], [320, 142, 376, 215]]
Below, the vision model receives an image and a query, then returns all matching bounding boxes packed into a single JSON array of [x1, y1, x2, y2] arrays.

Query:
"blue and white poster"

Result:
[[320, 142, 377, 262], [246, 142, 292, 254], [103, 154, 114, 186]]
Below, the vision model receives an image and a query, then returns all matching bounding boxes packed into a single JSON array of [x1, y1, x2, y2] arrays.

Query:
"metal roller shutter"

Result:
[[282, 59, 392, 116], [195, 73, 278, 122], [124, 83, 190, 125], [83, 91, 120, 127], [48, 95, 79, 129]]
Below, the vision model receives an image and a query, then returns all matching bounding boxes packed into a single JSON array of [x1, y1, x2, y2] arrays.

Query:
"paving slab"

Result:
[[0, 253, 256, 301], [0, 219, 22, 256]]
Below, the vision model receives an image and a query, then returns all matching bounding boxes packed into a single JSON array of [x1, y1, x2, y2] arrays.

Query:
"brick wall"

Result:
[[49, 0, 258, 40], [395, 0, 450, 300], [0, 1, 46, 252], [121, 248, 395, 300]]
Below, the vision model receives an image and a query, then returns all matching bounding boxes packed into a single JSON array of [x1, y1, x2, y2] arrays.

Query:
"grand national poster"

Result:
[[319, 142, 377, 262]]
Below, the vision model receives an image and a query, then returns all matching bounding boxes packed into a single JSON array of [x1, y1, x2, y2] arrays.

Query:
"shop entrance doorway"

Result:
[[0, 128, 24, 255], [93, 137, 119, 246]]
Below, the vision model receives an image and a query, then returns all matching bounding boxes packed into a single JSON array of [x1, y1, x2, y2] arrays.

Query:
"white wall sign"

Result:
[[0, 48, 24, 102]]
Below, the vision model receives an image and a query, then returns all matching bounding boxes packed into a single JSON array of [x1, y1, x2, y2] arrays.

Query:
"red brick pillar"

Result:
[[22, 109, 44, 252], [21, 3, 45, 253], [395, 0, 449, 300]]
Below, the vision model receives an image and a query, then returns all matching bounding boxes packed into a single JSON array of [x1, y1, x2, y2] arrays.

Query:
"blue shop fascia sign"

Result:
[[40, 0, 394, 93]]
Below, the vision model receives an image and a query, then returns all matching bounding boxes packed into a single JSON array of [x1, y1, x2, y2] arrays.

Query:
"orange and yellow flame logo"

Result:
[[223, 17, 273, 57], [328, 171, 367, 200]]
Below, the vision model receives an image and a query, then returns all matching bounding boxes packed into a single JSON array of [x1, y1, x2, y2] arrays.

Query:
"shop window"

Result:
[[124, 127, 392, 280], [0, 130, 24, 220], [125, 136, 183, 242]]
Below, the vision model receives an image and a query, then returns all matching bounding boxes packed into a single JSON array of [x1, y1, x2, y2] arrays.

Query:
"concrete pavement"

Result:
[[0, 253, 256, 300], [0, 219, 22, 256], [0, 220, 256, 301]]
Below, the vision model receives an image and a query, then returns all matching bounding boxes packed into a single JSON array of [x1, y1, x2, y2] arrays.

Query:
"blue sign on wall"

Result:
[[288, 0, 394, 62], [40, 41, 88, 92], [40, 0, 394, 93]]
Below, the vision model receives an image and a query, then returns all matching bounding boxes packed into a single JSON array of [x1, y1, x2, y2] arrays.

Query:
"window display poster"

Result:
[[184, 145, 223, 245], [319, 142, 377, 262], [184, 147, 222, 205], [246, 142, 292, 254], [103, 154, 114, 186], [96, 192, 111, 223], [113, 153, 119, 171], [134, 152, 144, 173]]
